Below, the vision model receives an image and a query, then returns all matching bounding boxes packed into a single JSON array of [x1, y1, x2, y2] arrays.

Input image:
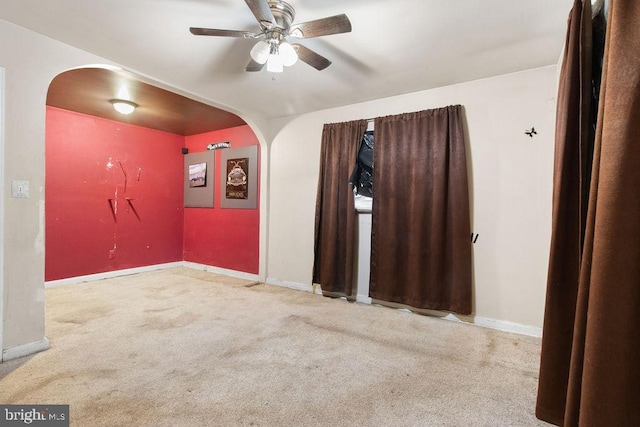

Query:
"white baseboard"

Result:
[[265, 277, 541, 337], [369, 299, 542, 337], [183, 262, 259, 282], [2, 338, 50, 362], [266, 277, 315, 293], [470, 316, 542, 337], [46, 262, 259, 288], [45, 262, 183, 288], [356, 295, 373, 304]]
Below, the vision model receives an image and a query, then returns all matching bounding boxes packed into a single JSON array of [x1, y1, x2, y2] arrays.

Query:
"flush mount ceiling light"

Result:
[[109, 99, 138, 115]]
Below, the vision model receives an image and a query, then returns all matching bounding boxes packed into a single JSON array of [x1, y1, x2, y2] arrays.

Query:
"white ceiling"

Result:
[[0, 0, 573, 120]]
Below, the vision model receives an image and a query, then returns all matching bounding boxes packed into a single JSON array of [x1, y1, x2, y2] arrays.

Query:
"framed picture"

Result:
[[184, 151, 215, 208], [188, 162, 207, 187], [220, 146, 258, 209], [225, 158, 249, 199]]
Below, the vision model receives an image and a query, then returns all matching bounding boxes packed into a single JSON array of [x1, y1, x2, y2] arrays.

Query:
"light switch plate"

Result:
[[11, 180, 29, 198]]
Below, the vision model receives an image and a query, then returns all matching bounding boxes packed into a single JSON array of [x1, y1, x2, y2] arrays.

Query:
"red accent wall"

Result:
[[45, 107, 185, 280], [184, 126, 260, 274]]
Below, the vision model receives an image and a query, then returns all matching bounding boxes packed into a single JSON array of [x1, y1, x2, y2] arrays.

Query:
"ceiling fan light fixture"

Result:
[[189, 0, 352, 73], [266, 53, 284, 73], [250, 40, 271, 64], [109, 99, 138, 115], [279, 42, 298, 67]]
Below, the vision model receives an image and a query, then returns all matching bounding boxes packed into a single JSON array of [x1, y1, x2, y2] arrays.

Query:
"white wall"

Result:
[[0, 20, 113, 357], [0, 65, 5, 355], [267, 66, 557, 330]]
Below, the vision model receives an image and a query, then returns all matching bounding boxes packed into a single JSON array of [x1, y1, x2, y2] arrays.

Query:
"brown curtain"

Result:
[[313, 120, 368, 297], [369, 106, 472, 314], [536, 0, 594, 423], [537, 0, 640, 425]]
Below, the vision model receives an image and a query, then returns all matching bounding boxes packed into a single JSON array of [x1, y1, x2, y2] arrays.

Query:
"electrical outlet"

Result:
[[11, 180, 29, 198]]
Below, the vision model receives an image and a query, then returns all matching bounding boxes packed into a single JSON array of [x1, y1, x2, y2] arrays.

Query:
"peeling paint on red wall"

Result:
[[45, 107, 184, 281]]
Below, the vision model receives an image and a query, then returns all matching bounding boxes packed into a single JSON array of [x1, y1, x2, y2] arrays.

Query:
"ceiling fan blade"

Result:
[[293, 44, 331, 71], [190, 27, 255, 38], [289, 14, 352, 39], [245, 59, 265, 72], [244, 0, 275, 28]]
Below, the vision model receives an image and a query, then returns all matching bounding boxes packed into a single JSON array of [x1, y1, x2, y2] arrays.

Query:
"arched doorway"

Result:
[[45, 66, 262, 283]]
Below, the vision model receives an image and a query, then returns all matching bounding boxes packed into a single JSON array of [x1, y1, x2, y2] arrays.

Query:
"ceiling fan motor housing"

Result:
[[266, 1, 295, 32]]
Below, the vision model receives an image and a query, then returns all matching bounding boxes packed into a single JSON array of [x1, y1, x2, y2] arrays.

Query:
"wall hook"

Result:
[[525, 127, 537, 138]]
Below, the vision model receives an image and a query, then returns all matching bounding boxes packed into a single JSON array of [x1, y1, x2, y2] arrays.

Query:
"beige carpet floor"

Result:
[[0, 268, 549, 426]]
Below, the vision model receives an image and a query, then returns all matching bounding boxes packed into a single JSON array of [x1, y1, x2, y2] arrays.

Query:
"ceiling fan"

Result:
[[190, 0, 352, 73]]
